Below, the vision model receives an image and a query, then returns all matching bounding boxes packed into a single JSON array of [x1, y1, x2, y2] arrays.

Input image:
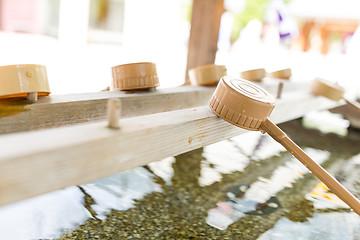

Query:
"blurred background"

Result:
[[0, 0, 360, 94], [1, 1, 360, 239]]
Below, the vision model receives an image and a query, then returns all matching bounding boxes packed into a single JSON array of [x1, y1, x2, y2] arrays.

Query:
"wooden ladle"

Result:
[[0, 64, 50, 102], [312, 77, 360, 111], [240, 68, 266, 82], [111, 62, 159, 91], [267, 68, 292, 80], [188, 64, 227, 86], [209, 76, 360, 215]]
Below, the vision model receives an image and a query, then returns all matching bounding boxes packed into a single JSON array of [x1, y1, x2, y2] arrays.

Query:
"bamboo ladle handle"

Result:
[[344, 98, 360, 111], [209, 77, 360, 215], [261, 118, 360, 215]]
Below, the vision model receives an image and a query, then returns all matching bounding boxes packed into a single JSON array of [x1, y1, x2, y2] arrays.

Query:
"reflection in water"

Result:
[[0, 187, 89, 240], [1, 122, 360, 239], [302, 111, 350, 136], [206, 148, 330, 230], [258, 212, 360, 240], [307, 182, 349, 210], [81, 168, 162, 220], [200, 140, 250, 186], [148, 157, 176, 185], [305, 154, 360, 212], [336, 153, 360, 198], [61, 135, 293, 239], [0, 168, 161, 239], [230, 132, 286, 160], [200, 133, 286, 187], [257, 155, 360, 240]]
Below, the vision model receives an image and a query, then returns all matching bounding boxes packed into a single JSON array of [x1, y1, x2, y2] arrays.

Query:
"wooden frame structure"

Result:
[[0, 80, 306, 135], [0, 1, 344, 207], [0, 80, 341, 206], [0, 86, 214, 134]]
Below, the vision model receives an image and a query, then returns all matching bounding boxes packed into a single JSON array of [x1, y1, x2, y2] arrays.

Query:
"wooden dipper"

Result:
[[268, 68, 292, 98], [188, 64, 227, 86], [209, 76, 360, 215], [239, 68, 266, 82], [112, 62, 159, 91], [0, 64, 50, 101], [268, 68, 292, 80], [311, 77, 360, 111]]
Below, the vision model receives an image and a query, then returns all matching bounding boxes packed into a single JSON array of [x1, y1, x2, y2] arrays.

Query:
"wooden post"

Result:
[[320, 26, 330, 54], [27, 92, 38, 102], [276, 81, 284, 99], [185, 0, 224, 84], [107, 99, 121, 129], [300, 22, 314, 52]]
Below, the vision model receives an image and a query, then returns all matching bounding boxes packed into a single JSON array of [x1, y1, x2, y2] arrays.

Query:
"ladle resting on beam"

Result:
[[209, 76, 360, 215], [311, 77, 360, 111]]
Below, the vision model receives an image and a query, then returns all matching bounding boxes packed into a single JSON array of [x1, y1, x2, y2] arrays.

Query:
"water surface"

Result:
[[0, 120, 359, 239]]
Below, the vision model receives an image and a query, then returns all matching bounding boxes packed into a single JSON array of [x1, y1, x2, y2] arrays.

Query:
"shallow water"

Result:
[[0, 120, 359, 239]]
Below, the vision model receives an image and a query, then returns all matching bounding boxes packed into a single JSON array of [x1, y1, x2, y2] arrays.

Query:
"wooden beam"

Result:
[[0, 80, 307, 135], [185, 0, 224, 84], [0, 86, 214, 135], [0, 91, 340, 206]]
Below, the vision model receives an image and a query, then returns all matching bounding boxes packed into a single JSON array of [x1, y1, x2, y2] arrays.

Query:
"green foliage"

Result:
[[180, 0, 293, 42], [181, 0, 192, 23], [231, 0, 269, 41]]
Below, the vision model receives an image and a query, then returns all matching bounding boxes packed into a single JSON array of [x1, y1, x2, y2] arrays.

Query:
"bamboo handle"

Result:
[[344, 98, 360, 112], [261, 118, 360, 215]]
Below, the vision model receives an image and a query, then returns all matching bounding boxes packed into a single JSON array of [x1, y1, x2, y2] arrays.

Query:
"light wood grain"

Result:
[[107, 99, 121, 129], [0, 86, 214, 134], [0, 90, 340, 206], [0, 81, 308, 135]]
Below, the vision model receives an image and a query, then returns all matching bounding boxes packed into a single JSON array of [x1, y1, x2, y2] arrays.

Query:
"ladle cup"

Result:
[[312, 77, 360, 111], [209, 76, 360, 215], [240, 68, 266, 82], [111, 62, 159, 91], [188, 64, 227, 86], [267, 68, 292, 80], [0, 64, 50, 101]]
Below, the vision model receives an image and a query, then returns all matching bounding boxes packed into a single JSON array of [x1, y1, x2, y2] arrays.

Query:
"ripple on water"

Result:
[[0, 167, 162, 239], [0, 124, 359, 239], [206, 148, 330, 230], [258, 212, 360, 240]]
